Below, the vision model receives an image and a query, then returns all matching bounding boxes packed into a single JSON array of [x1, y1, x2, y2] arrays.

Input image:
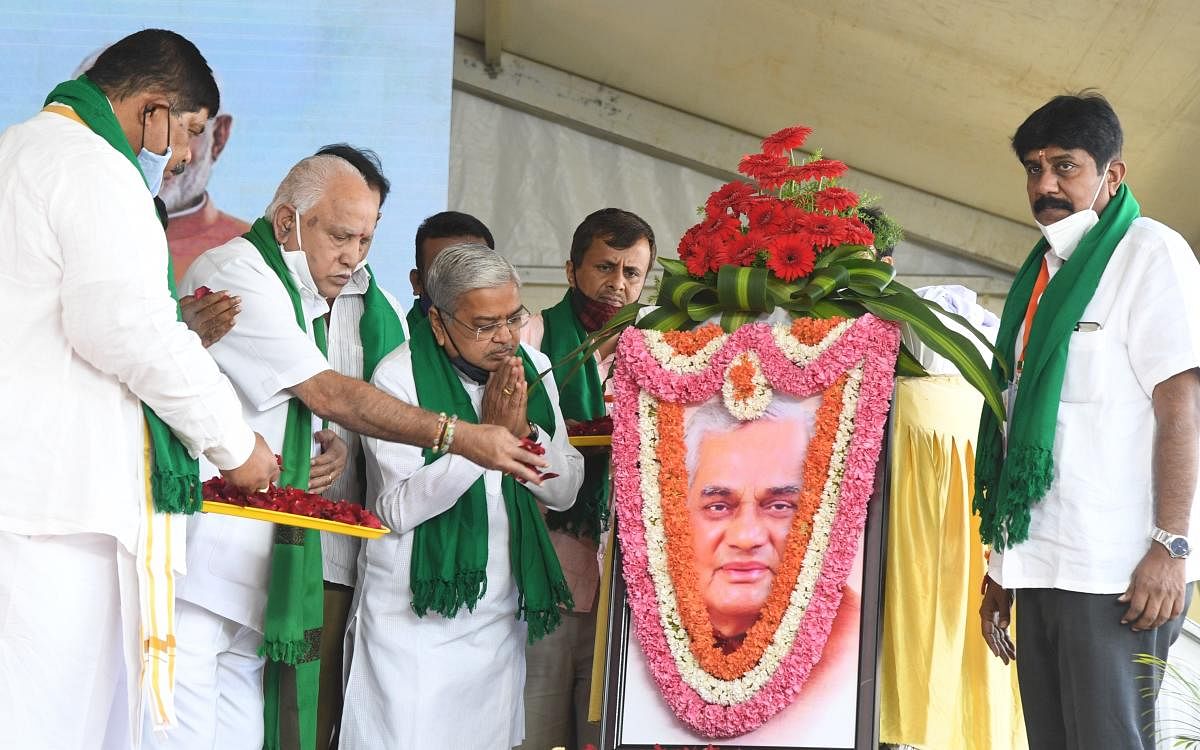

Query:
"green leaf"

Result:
[[859, 292, 1005, 421], [766, 276, 800, 306], [715, 264, 773, 313], [719, 309, 758, 332], [896, 343, 929, 376], [637, 303, 692, 331], [808, 298, 863, 319], [815, 244, 871, 269], [660, 274, 716, 311], [840, 258, 897, 297], [917, 297, 1011, 380], [658, 257, 688, 276], [794, 266, 849, 304]]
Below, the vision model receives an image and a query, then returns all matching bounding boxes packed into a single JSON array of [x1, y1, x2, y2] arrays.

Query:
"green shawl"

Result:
[[539, 291, 611, 542], [407, 317, 573, 641], [974, 184, 1140, 549], [43, 75, 201, 514], [406, 299, 426, 337], [243, 218, 326, 750], [360, 267, 407, 381]]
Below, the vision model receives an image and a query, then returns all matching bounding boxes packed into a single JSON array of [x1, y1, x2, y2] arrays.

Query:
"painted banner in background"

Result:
[[0, 1, 454, 292]]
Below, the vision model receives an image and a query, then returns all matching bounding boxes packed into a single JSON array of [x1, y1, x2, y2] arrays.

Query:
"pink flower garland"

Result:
[[611, 315, 900, 737]]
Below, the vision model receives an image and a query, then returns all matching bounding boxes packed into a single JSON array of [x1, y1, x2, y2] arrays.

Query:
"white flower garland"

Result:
[[770, 318, 855, 365], [644, 328, 729, 373], [721, 351, 772, 421]]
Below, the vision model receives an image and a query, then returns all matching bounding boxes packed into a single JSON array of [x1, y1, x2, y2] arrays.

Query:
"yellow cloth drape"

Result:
[[879, 376, 1026, 749]]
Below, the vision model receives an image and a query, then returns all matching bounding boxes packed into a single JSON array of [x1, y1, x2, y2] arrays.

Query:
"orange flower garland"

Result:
[[662, 324, 725, 356], [728, 354, 758, 401]]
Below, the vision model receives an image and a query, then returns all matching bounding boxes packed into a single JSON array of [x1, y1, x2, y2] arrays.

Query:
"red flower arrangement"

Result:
[[675, 125, 874, 291]]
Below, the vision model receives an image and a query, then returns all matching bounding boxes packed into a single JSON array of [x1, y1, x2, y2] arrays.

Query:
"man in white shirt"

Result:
[[154, 153, 548, 749], [341, 243, 584, 749], [977, 92, 1200, 750], [0, 29, 279, 750]]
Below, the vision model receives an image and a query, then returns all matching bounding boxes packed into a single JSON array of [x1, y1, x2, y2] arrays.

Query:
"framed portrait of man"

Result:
[[600, 316, 898, 749]]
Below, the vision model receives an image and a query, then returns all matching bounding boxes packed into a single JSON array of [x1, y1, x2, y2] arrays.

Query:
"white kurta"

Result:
[[0, 107, 253, 748], [339, 342, 584, 750], [321, 268, 408, 587]]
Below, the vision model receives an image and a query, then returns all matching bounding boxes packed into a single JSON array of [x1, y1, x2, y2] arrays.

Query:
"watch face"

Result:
[[1170, 538, 1191, 557]]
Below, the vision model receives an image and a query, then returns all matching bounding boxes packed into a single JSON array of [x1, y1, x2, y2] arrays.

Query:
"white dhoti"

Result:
[[0, 531, 141, 750], [141, 599, 266, 750]]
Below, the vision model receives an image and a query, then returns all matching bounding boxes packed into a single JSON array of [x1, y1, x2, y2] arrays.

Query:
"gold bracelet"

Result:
[[439, 415, 459, 455], [431, 412, 449, 453]]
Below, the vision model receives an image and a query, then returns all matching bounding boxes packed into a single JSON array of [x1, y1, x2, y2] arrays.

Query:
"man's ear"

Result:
[[210, 114, 233, 161], [429, 307, 448, 347], [409, 268, 423, 297], [271, 203, 295, 246], [565, 259, 576, 289], [1106, 160, 1127, 194]]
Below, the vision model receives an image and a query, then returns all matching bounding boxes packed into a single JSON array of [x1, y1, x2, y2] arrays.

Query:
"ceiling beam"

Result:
[[482, 0, 506, 75], [452, 35, 1038, 272]]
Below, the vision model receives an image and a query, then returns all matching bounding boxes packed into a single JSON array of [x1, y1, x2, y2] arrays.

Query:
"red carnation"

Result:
[[766, 233, 817, 282], [815, 186, 860, 213], [793, 158, 848, 183], [737, 153, 789, 182], [705, 181, 756, 217], [760, 125, 813, 157]]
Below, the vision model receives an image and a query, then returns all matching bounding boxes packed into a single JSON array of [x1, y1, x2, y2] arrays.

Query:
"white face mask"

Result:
[[136, 106, 173, 198], [1035, 162, 1112, 255]]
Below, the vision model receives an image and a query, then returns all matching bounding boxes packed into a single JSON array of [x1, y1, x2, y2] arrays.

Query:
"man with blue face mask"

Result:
[[0, 29, 281, 748], [976, 92, 1200, 750]]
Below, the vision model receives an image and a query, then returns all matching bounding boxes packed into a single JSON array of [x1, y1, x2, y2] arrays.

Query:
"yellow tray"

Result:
[[201, 500, 391, 540], [569, 434, 612, 448]]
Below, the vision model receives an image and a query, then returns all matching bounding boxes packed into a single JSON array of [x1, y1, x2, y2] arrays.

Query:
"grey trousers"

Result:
[[517, 609, 600, 750], [1015, 586, 1192, 750]]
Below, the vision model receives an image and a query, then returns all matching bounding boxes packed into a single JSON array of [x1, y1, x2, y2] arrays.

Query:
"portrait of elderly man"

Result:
[[340, 243, 584, 750], [152, 157, 548, 749], [684, 395, 828, 646]]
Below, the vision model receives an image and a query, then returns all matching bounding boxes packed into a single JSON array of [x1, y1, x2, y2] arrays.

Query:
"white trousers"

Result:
[[142, 599, 266, 750], [0, 531, 140, 750]]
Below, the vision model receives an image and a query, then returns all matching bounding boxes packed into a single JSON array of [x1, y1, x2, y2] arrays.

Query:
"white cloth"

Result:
[[321, 270, 408, 586], [0, 109, 254, 551], [339, 342, 583, 750], [141, 600, 266, 750], [989, 217, 1200, 592], [903, 284, 1000, 375], [0, 532, 141, 750]]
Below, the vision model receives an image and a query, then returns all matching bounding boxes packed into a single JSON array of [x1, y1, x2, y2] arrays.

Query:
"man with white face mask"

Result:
[[976, 92, 1200, 750]]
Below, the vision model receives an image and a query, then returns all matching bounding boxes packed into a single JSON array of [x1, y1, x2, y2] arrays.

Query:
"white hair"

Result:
[[683, 395, 820, 479], [264, 154, 366, 220], [425, 243, 521, 315]]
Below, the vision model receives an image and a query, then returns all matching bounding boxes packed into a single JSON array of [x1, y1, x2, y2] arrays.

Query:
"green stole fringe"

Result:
[[243, 218, 326, 750], [539, 291, 611, 542], [43, 75, 201, 514], [973, 184, 1140, 549], [407, 317, 573, 641]]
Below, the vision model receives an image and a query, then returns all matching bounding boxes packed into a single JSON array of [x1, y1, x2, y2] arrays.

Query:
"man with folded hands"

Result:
[[340, 243, 583, 749], [148, 155, 548, 749]]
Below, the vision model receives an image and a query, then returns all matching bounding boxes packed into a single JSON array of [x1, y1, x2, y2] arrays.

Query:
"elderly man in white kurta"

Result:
[[0, 30, 281, 750], [340, 244, 584, 749]]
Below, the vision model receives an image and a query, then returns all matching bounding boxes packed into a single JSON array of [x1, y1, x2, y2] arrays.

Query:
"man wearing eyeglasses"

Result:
[[341, 242, 583, 749]]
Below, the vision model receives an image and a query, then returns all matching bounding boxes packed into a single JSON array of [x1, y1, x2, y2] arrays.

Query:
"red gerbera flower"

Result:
[[815, 186, 860, 213], [844, 216, 875, 246], [705, 181, 757, 217], [728, 230, 768, 267], [766, 233, 817, 282], [793, 158, 848, 182], [677, 224, 711, 277], [761, 125, 814, 157], [738, 152, 789, 182], [804, 214, 851, 248]]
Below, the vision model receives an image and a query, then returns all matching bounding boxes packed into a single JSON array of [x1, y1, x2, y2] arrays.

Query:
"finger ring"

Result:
[[503, 388, 514, 395]]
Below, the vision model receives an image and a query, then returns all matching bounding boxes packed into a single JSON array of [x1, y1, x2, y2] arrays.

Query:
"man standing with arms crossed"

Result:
[[0, 29, 279, 749], [977, 92, 1200, 750]]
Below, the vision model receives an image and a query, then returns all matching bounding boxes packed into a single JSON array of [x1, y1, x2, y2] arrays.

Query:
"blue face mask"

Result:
[[137, 106, 173, 197]]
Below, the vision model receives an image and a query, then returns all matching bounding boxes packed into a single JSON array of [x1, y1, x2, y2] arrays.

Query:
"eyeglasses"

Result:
[[444, 307, 532, 341]]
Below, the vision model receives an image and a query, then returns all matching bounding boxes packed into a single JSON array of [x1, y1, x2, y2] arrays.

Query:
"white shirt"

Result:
[[340, 342, 583, 749], [990, 217, 1200, 593], [175, 236, 332, 630], [0, 109, 253, 552], [320, 268, 408, 586]]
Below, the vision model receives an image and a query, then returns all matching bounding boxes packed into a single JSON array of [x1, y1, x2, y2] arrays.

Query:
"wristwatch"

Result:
[[1152, 527, 1192, 559]]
